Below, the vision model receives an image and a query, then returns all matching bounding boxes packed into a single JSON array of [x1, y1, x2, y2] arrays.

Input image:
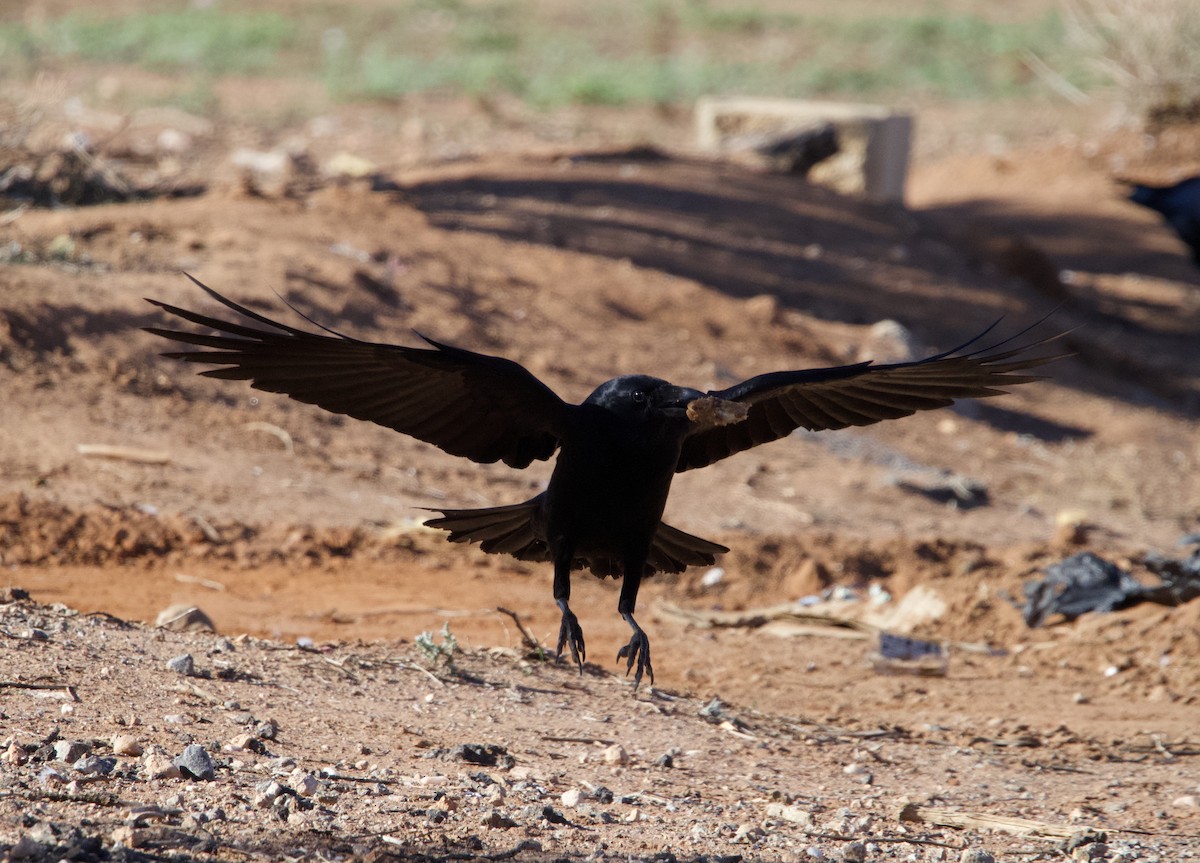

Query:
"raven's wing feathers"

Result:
[[678, 322, 1068, 472], [145, 276, 569, 468]]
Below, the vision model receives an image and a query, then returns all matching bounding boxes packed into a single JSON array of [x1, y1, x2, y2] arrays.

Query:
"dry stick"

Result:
[[76, 443, 171, 464], [0, 681, 79, 701], [897, 801, 1092, 839], [800, 831, 962, 850], [496, 606, 541, 651]]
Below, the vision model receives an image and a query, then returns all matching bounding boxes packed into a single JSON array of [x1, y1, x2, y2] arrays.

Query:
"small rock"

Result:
[[112, 734, 144, 756], [734, 823, 764, 843], [805, 847, 827, 860], [960, 850, 995, 863], [226, 732, 265, 753], [324, 152, 377, 179], [38, 766, 68, 786], [254, 719, 279, 740], [254, 780, 286, 807], [166, 654, 195, 676], [602, 744, 629, 766], [841, 841, 867, 863], [174, 744, 215, 780], [521, 804, 568, 824], [9, 833, 44, 859], [156, 604, 215, 632], [701, 567, 725, 588], [142, 746, 183, 780], [561, 788, 583, 808], [110, 825, 147, 848], [54, 740, 90, 763], [448, 743, 513, 768], [482, 809, 518, 829], [1172, 795, 1198, 808], [767, 803, 814, 826], [73, 755, 117, 775], [5, 740, 28, 765], [293, 772, 320, 796]]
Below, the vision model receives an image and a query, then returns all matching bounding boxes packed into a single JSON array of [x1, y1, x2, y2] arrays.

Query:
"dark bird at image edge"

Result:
[[146, 276, 1067, 689], [1128, 175, 1200, 265]]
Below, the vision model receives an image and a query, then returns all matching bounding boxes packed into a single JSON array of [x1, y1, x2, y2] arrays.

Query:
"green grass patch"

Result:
[[0, 8, 297, 76], [0, 2, 1096, 110]]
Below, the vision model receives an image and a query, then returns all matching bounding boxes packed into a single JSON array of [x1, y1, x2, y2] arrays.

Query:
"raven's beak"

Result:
[[658, 385, 708, 420], [660, 386, 749, 427]]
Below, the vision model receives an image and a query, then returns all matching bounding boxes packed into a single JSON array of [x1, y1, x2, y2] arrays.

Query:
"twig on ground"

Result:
[[496, 606, 541, 651]]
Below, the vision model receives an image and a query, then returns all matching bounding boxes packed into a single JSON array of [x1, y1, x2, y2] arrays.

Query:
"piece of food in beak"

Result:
[[686, 396, 750, 427]]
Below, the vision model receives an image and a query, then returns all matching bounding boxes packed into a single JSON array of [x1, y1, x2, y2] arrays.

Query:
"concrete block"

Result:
[[695, 96, 913, 204]]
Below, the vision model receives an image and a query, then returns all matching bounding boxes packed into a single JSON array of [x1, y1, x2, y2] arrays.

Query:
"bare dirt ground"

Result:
[[3, 45, 1200, 863]]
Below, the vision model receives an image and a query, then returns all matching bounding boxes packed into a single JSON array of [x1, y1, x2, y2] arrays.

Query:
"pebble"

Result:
[[805, 847, 826, 860], [255, 719, 279, 740], [767, 803, 814, 826], [53, 740, 90, 763], [166, 653, 195, 676], [602, 744, 629, 766], [293, 772, 320, 796], [960, 850, 995, 863], [174, 743, 216, 780], [73, 755, 117, 776], [110, 825, 146, 849], [561, 788, 583, 808], [520, 803, 566, 824], [254, 779, 286, 807], [156, 604, 215, 632], [9, 834, 44, 859], [38, 766, 68, 786], [112, 735, 144, 756], [481, 809, 519, 829], [841, 841, 866, 863], [142, 746, 182, 780], [734, 823, 765, 843], [4, 741, 26, 765], [225, 732, 265, 753], [1172, 795, 1198, 808]]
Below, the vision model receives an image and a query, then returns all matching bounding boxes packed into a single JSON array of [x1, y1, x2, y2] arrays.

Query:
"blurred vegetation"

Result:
[[1062, 0, 1200, 117], [0, 1, 1102, 110]]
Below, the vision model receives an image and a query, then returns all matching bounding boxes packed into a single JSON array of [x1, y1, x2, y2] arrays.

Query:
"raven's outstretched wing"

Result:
[[677, 321, 1068, 472], [146, 276, 570, 468]]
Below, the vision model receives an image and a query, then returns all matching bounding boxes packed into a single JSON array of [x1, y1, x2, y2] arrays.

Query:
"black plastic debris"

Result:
[[879, 633, 944, 661], [1142, 534, 1200, 590], [1021, 542, 1200, 627], [870, 632, 949, 677]]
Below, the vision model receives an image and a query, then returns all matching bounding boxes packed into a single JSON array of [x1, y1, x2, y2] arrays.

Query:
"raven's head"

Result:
[[584, 376, 747, 437], [584, 375, 706, 426]]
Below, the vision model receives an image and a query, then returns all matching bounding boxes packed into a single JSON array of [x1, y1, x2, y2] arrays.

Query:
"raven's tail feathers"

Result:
[[422, 498, 728, 577], [648, 522, 729, 574], [422, 498, 548, 560]]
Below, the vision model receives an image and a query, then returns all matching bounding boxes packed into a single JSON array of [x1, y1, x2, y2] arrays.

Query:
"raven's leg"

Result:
[[553, 550, 585, 672], [615, 565, 653, 689]]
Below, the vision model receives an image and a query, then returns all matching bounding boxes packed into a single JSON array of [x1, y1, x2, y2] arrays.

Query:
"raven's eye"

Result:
[[631, 390, 646, 404]]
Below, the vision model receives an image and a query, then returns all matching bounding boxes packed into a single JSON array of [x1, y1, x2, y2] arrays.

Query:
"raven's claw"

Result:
[[556, 607, 586, 673], [616, 628, 654, 690]]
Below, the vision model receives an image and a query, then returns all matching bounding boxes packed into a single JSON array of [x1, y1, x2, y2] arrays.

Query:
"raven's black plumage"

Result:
[[1129, 176, 1200, 265], [147, 275, 1065, 688]]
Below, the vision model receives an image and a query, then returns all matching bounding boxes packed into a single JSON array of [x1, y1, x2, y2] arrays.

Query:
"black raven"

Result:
[[1129, 176, 1200, 265], [147, 276, 1063, 688]]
